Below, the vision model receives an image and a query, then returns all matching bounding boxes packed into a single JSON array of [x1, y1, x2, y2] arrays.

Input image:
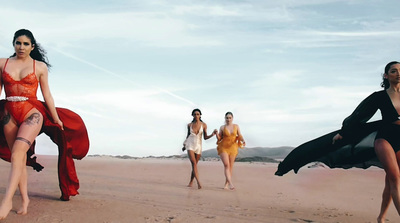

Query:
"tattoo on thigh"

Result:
[[24, 113, 41, 126], [2, 113, 10, 125], [16, 137, 32, 147]]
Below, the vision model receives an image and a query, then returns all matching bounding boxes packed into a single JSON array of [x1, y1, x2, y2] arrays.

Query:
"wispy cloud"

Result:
[[0, 7, 223, 48], [51, 47, 196, 106], [310, 30, 400, 37], [173, 5, 241, 16]]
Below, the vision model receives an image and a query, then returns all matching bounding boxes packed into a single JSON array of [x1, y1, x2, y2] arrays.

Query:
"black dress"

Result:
[[275, 90, 400, 176]]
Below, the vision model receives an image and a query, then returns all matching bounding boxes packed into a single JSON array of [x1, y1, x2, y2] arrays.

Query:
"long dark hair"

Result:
[[381, 61, 400, 89], [10, 29, 51, 68], [191, 108, 203, 123]]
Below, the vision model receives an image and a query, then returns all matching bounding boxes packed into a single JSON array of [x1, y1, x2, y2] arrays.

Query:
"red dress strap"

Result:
[[3, 59, 35, 75], [3, 58, 9, 71]]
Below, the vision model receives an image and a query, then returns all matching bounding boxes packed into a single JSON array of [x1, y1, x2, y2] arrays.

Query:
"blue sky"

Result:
[[0, 0, 399, 157]]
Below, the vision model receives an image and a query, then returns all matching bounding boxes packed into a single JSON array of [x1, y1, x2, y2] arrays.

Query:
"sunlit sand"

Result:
[[0, 155, 396, 223]]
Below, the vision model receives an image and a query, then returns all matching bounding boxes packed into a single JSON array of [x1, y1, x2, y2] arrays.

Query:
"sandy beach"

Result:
[[0, 155, 397, 223]]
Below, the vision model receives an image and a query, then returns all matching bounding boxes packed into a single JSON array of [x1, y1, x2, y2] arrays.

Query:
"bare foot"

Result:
[[377, 217, 386, 223], [197, 183, 202, 189], [223, 182, 229, 190], [187, 182, 193, 187], [0, 200, 12, 220], [223, 183, 235, 191], [17, 199, 29, 215]]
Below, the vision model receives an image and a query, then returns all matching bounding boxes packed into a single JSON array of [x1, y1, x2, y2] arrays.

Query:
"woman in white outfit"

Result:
[[183, 108, 217, 189]]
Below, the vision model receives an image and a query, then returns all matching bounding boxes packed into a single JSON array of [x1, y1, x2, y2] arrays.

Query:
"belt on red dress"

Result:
[[6, 96, 29, 102]]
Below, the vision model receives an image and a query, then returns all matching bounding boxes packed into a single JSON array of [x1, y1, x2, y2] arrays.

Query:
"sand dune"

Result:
[[0, 155, 397, 223]]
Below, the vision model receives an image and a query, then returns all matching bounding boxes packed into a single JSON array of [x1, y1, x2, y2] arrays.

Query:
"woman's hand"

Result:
[[212, 129, 218, 135], [332, 133, 342, 144], [56, 119, 64, 130]]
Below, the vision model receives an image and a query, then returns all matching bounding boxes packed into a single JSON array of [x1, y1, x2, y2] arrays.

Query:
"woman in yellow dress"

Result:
[[216, 112, 245, 190]]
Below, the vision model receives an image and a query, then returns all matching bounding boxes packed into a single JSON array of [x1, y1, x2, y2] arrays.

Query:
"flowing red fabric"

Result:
[[0, 100, 89, 201]]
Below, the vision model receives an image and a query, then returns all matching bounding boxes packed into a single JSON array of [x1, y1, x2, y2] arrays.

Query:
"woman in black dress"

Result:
[[276, 61, 400, 222]]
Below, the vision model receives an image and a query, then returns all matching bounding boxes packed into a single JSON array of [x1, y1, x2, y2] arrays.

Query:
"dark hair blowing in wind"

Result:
[[11, 29, 51, 68]]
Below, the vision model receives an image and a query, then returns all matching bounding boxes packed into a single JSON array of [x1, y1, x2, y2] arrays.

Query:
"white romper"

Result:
[[184, 124, 203, 154]]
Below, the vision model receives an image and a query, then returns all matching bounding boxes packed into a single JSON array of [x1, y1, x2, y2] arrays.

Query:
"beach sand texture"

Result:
[[0, 155, 397, 223]]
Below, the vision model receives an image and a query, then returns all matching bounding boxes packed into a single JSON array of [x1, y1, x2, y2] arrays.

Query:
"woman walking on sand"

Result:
[[275, 61, 400, 223], [183, 108, 217, 189], [0, 29, 89, 220], [216, 112, 245, 190]]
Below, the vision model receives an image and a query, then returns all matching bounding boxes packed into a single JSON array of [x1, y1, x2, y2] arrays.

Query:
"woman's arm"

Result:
[[236, 124, 246, 146], [338, 92, 379, 138], [333, 92, 380, 144], [216, 125, 224, 142], [38, 62, 63, 130], [185, 123, 191, 139], [183, 123, 190, 145], [182, 123, 190, 150], [0, 58, 7, 95], [203, 123, 216, 140]]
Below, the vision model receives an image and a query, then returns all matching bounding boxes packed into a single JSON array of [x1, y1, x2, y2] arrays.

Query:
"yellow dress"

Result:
[[217, 125, 242, 156]]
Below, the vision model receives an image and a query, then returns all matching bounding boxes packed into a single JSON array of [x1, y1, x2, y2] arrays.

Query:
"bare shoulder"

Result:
[[202, 122, 207, 128], [0, 58, 7, 70], [35, 60, 48, 76]]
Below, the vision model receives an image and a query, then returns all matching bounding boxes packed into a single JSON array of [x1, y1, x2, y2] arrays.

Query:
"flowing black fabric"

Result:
[[275, 121, 383, 176], [274, 90, 400, 176]]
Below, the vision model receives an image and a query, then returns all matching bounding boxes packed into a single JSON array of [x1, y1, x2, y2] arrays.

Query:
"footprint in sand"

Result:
[[144, 215, 163, 222], [35, 215, 63, 223], [290, 218, 315, 222], [166, 216, 175, 223], [205, 216, 216, 219]]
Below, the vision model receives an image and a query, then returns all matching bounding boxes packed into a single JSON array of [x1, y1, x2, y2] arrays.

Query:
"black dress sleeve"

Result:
[[275, 91, 384, 176], [339, 92, 380, 138]]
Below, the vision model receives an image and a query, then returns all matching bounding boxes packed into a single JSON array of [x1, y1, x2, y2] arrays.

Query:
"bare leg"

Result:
[[0, 141, 29, 219], [187, 150, 202, 189], [378, 176, 392, 223], [220, 153, 235, 190], [375, 139, 400, 220], [17, 164, 29, 215], [223, 155, 234, 188], [0, 111, 42, 220], [187, 150, 195, 187], [228, 154, 236, 190]]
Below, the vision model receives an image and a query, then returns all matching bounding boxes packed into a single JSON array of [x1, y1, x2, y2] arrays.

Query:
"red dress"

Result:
[[0, 59, 89, 201]]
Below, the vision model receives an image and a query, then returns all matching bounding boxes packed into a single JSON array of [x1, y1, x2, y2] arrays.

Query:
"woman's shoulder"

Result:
[[369, 90, 386, 99], [373, 89, 385, 94], [0, 58, 7, 69], [33, 60, 48, 78], [35, 60, 48, 72]]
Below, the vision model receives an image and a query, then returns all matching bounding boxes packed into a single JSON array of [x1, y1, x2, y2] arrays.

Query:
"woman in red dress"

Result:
[[0, 29, 89, 220]]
